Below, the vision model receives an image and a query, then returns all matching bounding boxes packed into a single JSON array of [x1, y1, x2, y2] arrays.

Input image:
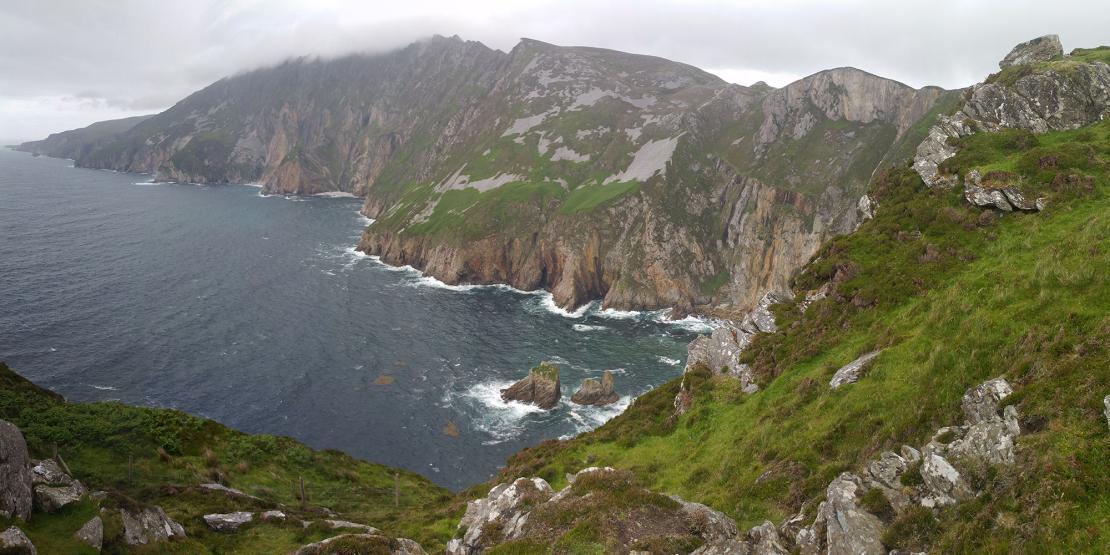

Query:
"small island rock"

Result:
[[501, 362, 561, 409], [571, 371, 619, 406]]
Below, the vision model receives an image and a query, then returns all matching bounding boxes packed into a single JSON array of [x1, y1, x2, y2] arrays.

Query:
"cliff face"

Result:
[[21, 36, 953, 313]]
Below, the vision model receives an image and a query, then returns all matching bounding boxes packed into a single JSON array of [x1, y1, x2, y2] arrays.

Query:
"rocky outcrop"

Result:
[[0, 526, 35, 555], [30, 459, 72, 486], [915, 36, 1110, 193], [74, 516, 103, 551], [962, 169, 1043, 212], [797, 473, 886, 555], [203, 511, 253, 532], [0, 420, 32, 521], [1104, 394, 1110, 431], [828, 351, 882, 389], [295, 534, 426, 555], [32, 480, 86, 513], [570, 371, 619, 406], [500, 362, 561, 409], [999, 35, 1063, 68], [447, 476, 554, 554], [120, 505, 187, 545]]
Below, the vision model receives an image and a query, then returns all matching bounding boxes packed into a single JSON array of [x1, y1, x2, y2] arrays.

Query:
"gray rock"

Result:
[[999, 35, 1063, 68], [675, 496, 741, 547], [963, 170, 1013, 211], [685, 323, 759, 392], [0, 526, 35, 555], [961, 377, 1013, 424], [913, 115, 972, 188], [293, 534, 427, 555], [816, 473, 886, 555], [31, 459, 73, 486], [261, 510, 286, 522], [500, 362, 561, 409], [33, 480, 87, 513], [740, 292, 786, 335], [900, 445, 922, 464], [204, 511, 253, 532], [829, 351, 882, 389], [198, 482, 260, 500], [447, 477, 554, 555], [799, 283, 830, 313], [74, 516, 103, 551], [570, 371, 619, 406], [120, 505, 186, 545], [857, 194, 874, 221], [947, 406, 1020, 465], [324, 519, 378, 533], [919, 451, 973, 507], [0, 420, 33, 522], [747, 520, 789, 554], [1001, 187, 1038, 211], [1105, 395, 1110, 431], [867, 451, 908, 489]]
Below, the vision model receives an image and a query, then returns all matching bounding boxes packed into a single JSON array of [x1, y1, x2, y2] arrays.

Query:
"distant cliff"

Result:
[[19, 35, 955, 314]]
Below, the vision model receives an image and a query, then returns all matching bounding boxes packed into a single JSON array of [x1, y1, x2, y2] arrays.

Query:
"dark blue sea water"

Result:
[[0, 148, 706, 489]]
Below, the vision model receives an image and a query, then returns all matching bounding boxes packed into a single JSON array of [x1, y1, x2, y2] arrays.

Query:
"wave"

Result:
[[314, 191, 358, 198], [572, 323, 607, 332], [657, 356, 681, 366], [88, 384, 119, 391], [457, 380, 547, 443]]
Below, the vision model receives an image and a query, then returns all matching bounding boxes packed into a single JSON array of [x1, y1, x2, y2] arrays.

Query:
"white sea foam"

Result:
[[314, 191, 358, 198], [357, 215, 376, 226], [563, 395, 632, 436], [89, 384, 118, 391], [536, 294, 593, 318], [461, 380, 546, 443], [572, 323, 607, 332], [657, 356, 681, 366]]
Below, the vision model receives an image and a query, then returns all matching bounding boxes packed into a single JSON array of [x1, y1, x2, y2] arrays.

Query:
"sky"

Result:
[[1, 0, 1107, 142]]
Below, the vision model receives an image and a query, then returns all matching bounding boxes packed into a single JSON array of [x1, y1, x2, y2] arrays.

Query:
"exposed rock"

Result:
[[961, 377, 1013, 424], [447, 477, 554, 554], [799, 283, 831, 313], [740, 292, 787, 335], [324, 520, 378, 533], [999, 35, 1063, 68], [0, 526, 35, 555], [1104, 395, 1110, 431], [261, 510, 286, 522], [74, 516, 103, 551], [32, 480, 87, 513], [31, 459, 73, 486], [857, 194, 874, 221], [204, 511, 253, 532], [817, 473, 886, 555], [294, 534, 427, 555], [0, 420, 32, 521], [828, 351, 882, 389], [747, 520, 790, 554], [963, 170, 1015, 211], [570, 371, 619, 406], [675, 496, 741, 547], [198, 482, 261, 500], [913, 115, 973, 188], [500, 362, 561, 409], [866, 450, 909, 489], [120, 505, 187, 545], [684, 291, 786, 398], [947, 406, 1020, 465]]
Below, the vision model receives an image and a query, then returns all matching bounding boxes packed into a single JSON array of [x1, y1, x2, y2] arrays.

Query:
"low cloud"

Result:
[[2, 0, 1107, 141]]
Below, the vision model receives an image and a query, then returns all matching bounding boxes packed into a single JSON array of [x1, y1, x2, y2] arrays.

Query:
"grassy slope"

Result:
[[0, 363, 460, 553], [491, 121, 1110, 552]]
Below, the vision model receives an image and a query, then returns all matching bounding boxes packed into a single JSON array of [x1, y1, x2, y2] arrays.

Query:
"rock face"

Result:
[[828, 351, 882, 389], [570, 371, 619, 406], [30, 459, 72, 486], [0, 526, 35, 555], [120, 505, 187, 545], [914, 36, 1110, 194], [295, 534, 426, 555], [21, 36, 953, 314], [0, 420, 32, 521], [203, 511, 253, 532], [32, 480, 87, 513], [500, 362, 561, 409], [74, 516, 103, 551], [999, 35, 1063, 68], [801, 473, 887, 555]]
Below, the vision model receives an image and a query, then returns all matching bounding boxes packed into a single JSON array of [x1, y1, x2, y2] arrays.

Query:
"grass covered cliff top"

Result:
[[488, 120, 1110, 552]]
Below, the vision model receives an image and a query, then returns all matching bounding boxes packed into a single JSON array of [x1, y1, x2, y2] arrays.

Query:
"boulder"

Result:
[[866, 450, 909, 489], [31, 459, 73, 486], [961, 377, 1013, 424], [261, 510, 286, 522], [857, 194, 874, 221], [500, 362, 561, 409], [120, 505, 186, 545], [747, 520, 790, 554], [203, 511, 253, 532], [919, 450, 973, 507], [999, 35, 1063, 68], [294, 534, 426, 555], [1104, 395, 1110, 431], [0, 420, 32, 521], [33, 480, 87, 513], [947, 405, 1020, 465], [829, 351, 881, 389], [324, 519, 378, 533], [74, 516, 103, 551], [447, 477, 554, 554], [570, 371, 619, 406], [198, 482, 260, 500], [818, 473, 886, 555], [913, 115, 973, 188], [0, 526, 35, 555]]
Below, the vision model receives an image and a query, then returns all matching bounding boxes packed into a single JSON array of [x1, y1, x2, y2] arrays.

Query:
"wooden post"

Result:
[[393, 472, 400, 507], [299, 476, 307, 509], [56, 452, 73, 477]]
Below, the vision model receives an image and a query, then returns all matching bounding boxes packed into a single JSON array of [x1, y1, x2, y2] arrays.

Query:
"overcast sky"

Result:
[[2, 0, 1107, 141]]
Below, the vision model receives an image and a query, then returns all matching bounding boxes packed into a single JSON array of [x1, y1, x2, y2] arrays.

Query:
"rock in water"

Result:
[[999, 34, 1063, 68], [570, 371, 619, 406], [74, 516, 103, 551], [120, 505, 187, 545], [0, 526, 35, 554], [500, 362, 561, 409], [203, 511, 253, 532], [0, 420, 33, 521]]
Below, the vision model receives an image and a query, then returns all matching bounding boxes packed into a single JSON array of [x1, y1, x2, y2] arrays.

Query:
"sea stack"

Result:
[[571, 371, 619, 406], [501, 362, 561, 409]]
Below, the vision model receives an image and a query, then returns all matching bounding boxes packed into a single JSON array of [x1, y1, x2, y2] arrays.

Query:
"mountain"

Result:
[[14, 114, 153, 160], [17, 35, 956, 314]]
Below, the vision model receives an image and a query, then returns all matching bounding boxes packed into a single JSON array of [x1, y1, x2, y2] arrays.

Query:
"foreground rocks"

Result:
[[0, 526, 35, 554], [0, 420, 32, 521], [120, 505, 187, 545], [501, 362, 561, 409], [999, 34, 1063, 68], [570, 371, 619, 406], [74, 516, 103, 551], [204, 511, 253, 532], [294, 533, 426, 555]]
